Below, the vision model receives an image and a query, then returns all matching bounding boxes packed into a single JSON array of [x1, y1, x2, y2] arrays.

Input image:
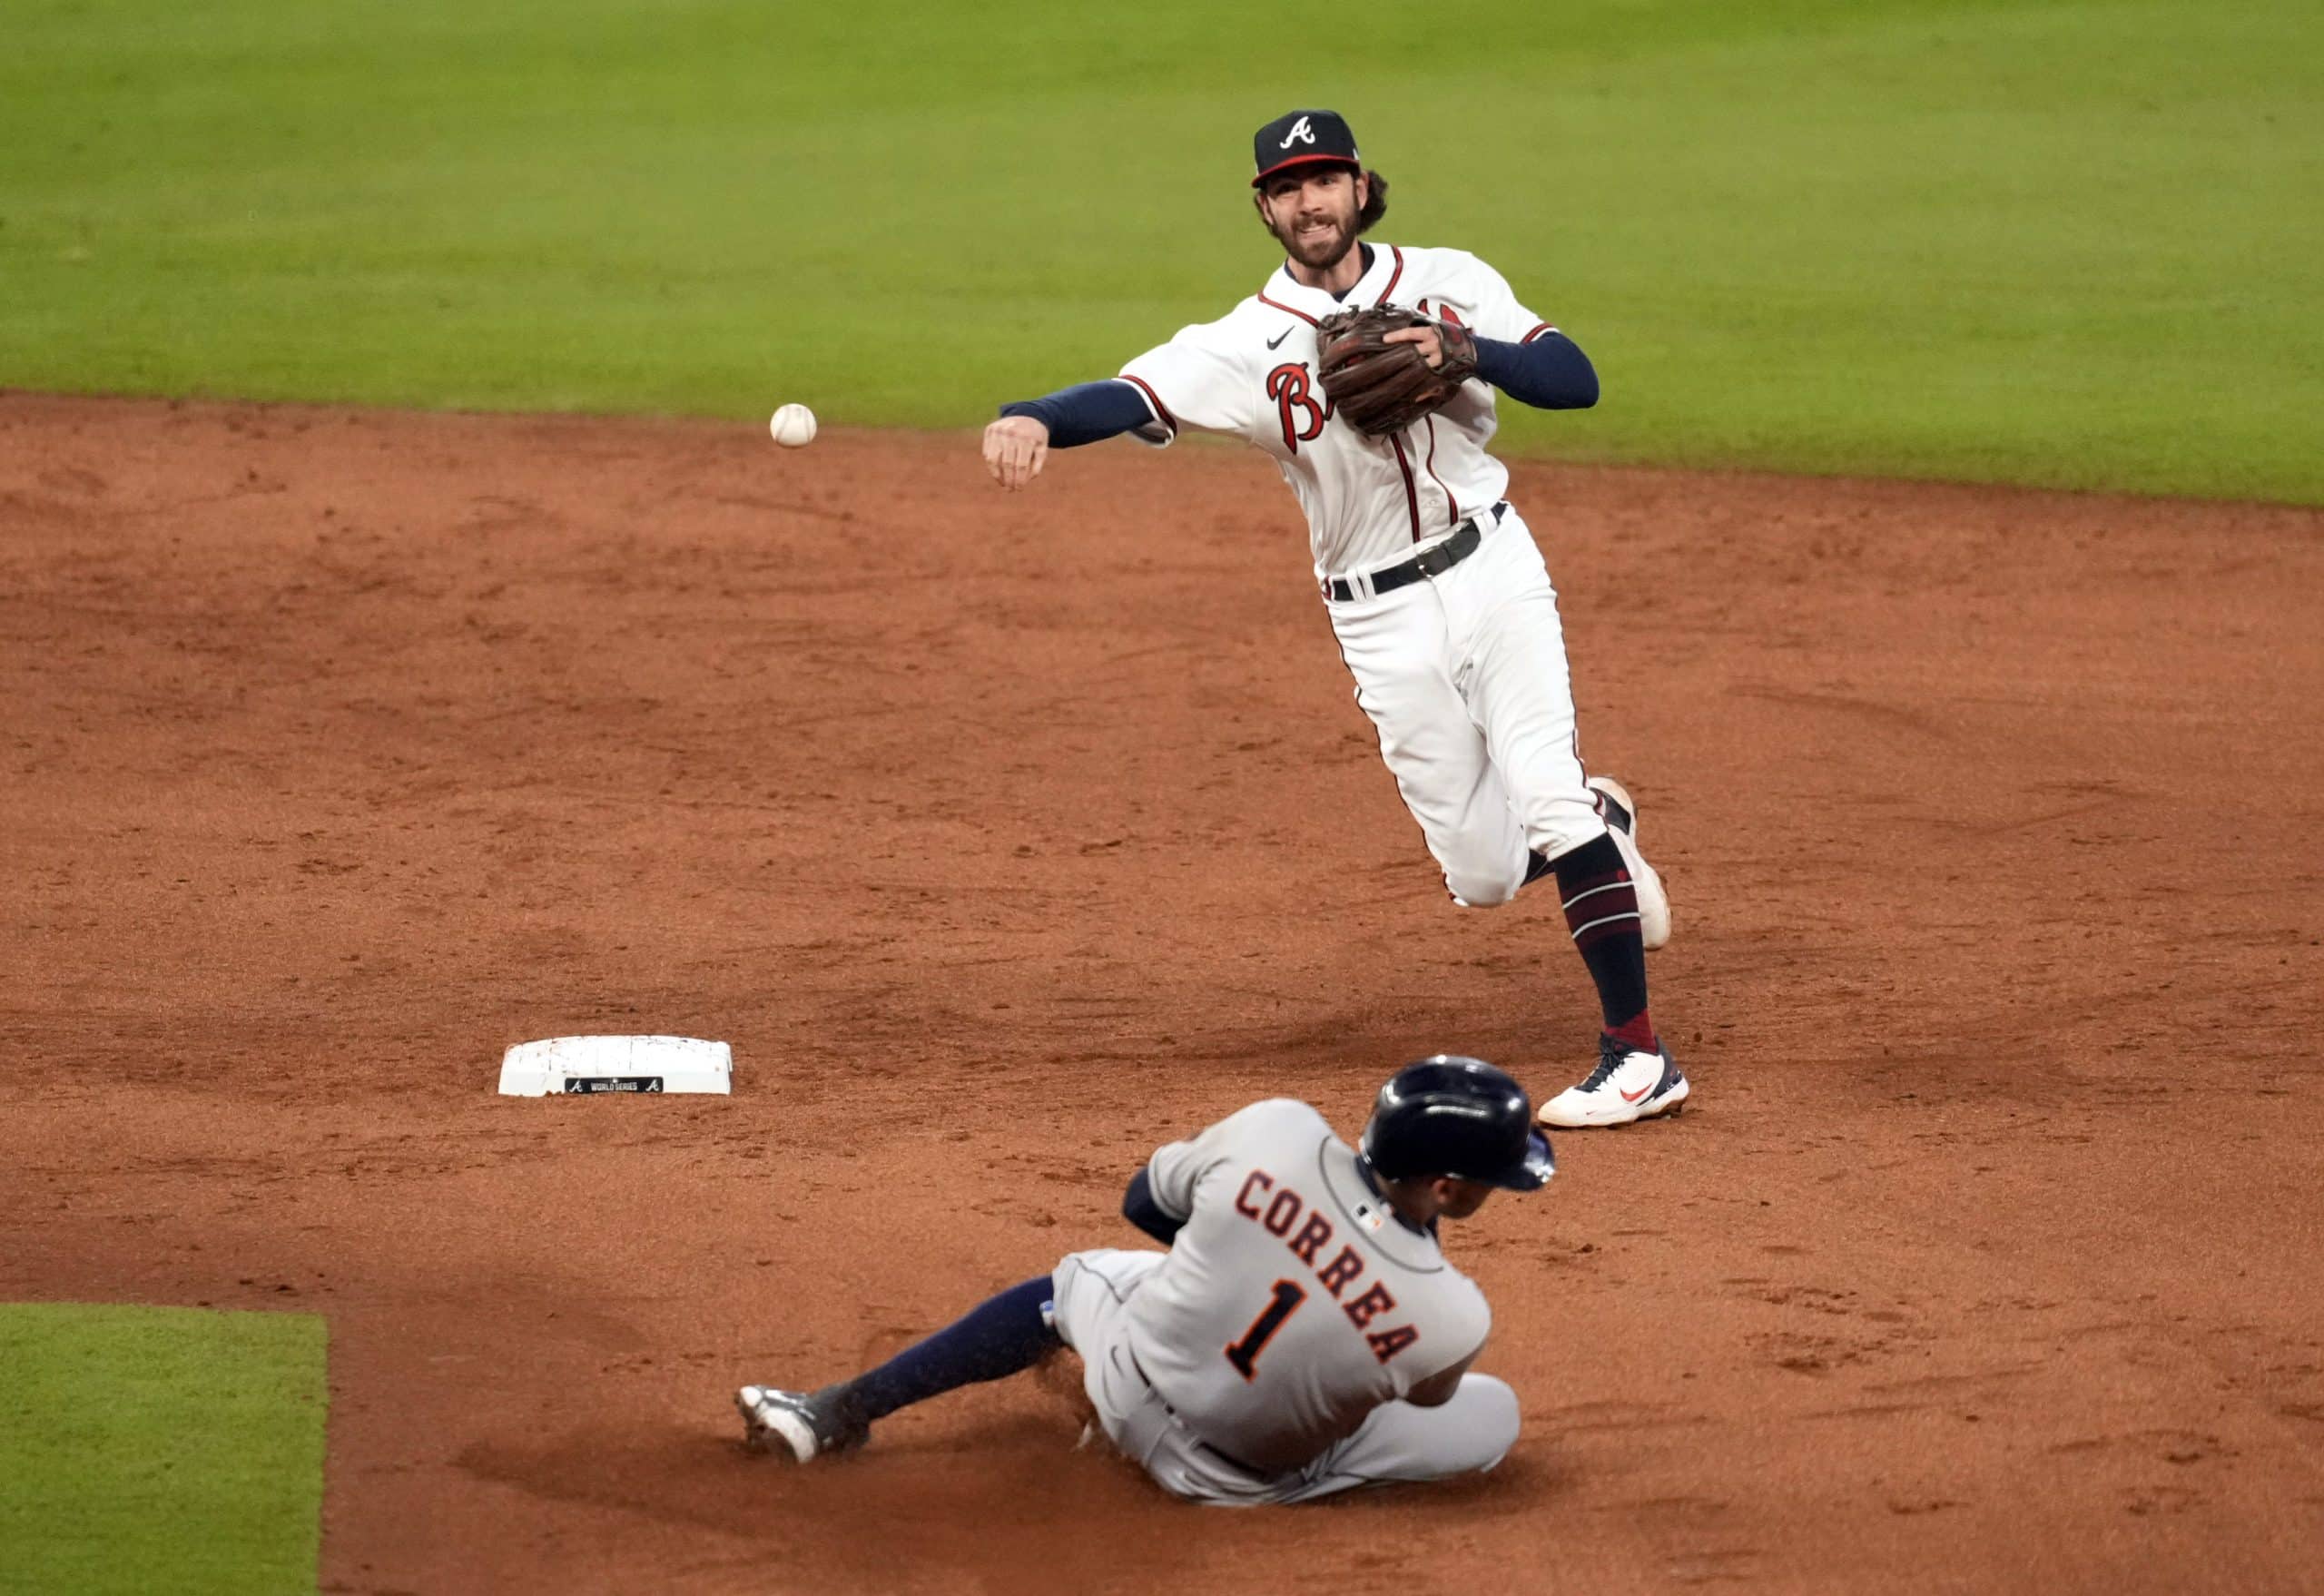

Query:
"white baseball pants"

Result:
[[1049, 1248, 1519, 1506], [1326, 506, 1607, 906]]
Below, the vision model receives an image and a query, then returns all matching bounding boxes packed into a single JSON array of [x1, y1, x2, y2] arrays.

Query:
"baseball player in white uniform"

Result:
[[981, 109, 1689, 1128], [737, 1057, 1550, 1503]]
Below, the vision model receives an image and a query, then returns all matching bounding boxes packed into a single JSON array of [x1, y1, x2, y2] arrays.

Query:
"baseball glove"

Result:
[[1313, 307, 1479, 438]]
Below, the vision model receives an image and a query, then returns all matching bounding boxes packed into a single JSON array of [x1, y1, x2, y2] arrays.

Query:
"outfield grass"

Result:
[[3, 0, 2317, 501], [0, 1305, 326, 1596]]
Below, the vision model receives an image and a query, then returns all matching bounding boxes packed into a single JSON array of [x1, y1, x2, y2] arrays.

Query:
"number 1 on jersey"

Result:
[[1225, 1278, 1309, 1380]]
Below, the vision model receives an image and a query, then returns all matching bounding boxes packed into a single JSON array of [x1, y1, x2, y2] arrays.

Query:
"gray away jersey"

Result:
[[1128, 1098, 1492, 1473]]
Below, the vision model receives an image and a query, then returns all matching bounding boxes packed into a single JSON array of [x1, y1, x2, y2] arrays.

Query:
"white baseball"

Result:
[[769, 404, 818, 448]]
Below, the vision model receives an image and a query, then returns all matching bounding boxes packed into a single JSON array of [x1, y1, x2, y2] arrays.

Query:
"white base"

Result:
[[497, 1035, 732, 1097]]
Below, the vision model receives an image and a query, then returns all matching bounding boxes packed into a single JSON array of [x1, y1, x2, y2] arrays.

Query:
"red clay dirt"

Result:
[[4, 392, 2320, 1595]]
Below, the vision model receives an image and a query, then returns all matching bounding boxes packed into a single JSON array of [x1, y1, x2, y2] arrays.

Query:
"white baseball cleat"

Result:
[[736, 1384, 867, 1463], [1588, 775, 1670, 951], [1536, 1037, 1689, 1128]]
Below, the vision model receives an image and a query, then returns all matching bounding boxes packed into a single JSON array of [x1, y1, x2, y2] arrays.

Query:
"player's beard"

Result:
[[1273, 202, 1357, 273]]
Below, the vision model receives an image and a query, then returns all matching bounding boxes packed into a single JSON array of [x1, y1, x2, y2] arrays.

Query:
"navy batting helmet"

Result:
[[1360, 1057, 1554, 1191]]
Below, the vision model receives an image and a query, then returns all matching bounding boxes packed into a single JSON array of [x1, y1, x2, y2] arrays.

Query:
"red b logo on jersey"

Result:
[[1266, 362, 1333, 453]]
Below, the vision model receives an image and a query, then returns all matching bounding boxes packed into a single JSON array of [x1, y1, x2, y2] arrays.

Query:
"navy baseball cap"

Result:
[[1252, 109, 1362, 187]]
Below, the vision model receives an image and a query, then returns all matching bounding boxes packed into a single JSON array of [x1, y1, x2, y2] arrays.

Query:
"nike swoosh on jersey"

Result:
[[1266, 328, 1294, 350]]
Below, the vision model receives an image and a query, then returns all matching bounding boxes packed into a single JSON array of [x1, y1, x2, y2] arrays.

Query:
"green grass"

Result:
[[0, 1305, 327, 1596], [3, 0, 2319, 501]]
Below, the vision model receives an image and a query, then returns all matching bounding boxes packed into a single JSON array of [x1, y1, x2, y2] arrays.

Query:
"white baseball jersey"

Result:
[[1117, 243, 1557, 579], [1114, 1097, 1492, 1473]]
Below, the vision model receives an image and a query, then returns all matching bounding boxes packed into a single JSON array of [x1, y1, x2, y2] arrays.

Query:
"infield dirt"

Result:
[[4, 393, 2319, 1593]]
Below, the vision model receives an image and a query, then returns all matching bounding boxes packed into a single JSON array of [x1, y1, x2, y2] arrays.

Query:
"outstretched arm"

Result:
[[1003, 380, 1155, 447], [983, 379, 1157, 489]]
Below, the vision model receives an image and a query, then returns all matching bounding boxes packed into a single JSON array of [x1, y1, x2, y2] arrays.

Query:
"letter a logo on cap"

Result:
[[1252, 110, 1361, 186]]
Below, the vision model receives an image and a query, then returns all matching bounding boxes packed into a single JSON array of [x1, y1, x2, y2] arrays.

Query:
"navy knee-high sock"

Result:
[[843, 1275, 1059, 1422], [1547, 833, 1655, 1049]]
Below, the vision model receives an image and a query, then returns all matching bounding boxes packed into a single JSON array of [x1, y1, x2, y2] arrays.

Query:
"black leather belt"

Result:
[[1321, 501, 1507, 603]]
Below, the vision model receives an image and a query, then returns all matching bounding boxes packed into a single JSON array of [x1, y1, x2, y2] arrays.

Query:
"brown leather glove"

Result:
[[1313, 307, 1480, 438]]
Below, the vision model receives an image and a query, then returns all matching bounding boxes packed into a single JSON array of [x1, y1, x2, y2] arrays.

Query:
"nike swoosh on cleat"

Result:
[[1619, 1081, 1653, 1103], [1266, 328, 1293, 350]]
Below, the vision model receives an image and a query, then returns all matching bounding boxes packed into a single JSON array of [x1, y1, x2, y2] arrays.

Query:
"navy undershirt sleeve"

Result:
[[1473, 331, 1599, 410], [1121, 1167, 1186, 1245], [998, 379, 1154, 448]]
